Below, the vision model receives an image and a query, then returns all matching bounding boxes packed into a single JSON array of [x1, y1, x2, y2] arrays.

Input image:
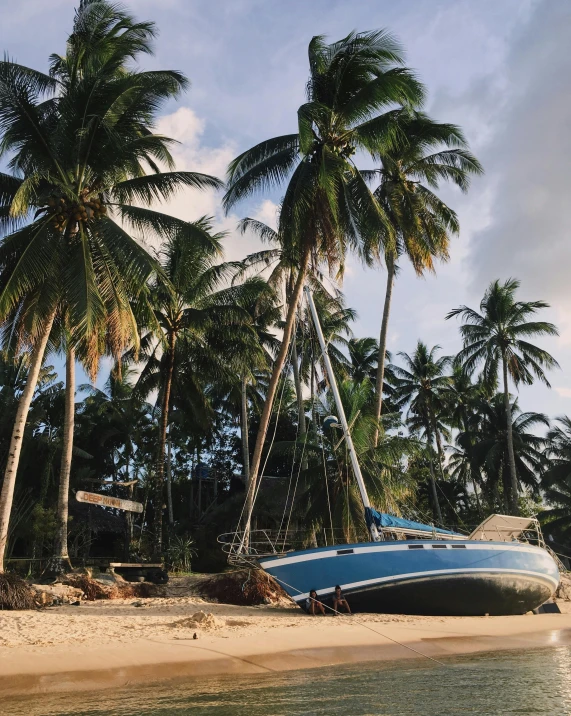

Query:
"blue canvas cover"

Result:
[[365, 507, 463, 537]]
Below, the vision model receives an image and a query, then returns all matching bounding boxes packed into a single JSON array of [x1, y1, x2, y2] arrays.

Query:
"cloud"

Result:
[[466, 1, 571, 304], [155, 107, 234, 221], [151, 106, 268, 263]]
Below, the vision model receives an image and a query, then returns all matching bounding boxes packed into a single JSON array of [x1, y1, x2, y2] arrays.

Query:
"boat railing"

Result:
[[218, 524, 472, 565], [218, 527, 374, 564]]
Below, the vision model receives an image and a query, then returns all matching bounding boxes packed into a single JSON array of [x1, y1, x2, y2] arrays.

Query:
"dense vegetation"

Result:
[[0, 1, 568, 575]]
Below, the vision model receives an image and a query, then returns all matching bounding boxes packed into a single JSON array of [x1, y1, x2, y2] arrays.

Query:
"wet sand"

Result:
[[1, 594, 570, 696]]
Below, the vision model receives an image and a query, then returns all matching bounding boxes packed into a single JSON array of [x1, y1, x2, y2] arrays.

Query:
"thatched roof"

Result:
[[69, 500, 125, 534]]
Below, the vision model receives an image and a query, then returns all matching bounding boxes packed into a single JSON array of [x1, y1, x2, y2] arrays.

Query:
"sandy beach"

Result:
[[1, 582, 570, 697]]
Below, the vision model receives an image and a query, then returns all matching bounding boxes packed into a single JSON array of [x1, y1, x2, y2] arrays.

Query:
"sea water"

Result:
[[4, 646, 571, 715]]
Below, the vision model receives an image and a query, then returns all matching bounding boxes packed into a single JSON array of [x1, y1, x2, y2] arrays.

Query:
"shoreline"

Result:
[[1, 597, 570, 696]]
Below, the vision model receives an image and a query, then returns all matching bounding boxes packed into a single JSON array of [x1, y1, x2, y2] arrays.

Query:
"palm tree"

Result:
[[368, 113, 482, 442], [539, 415, 571, 538], [223, 31, 425, 540], [469, 395, 548, 511], [447, 278, 558, 514], [53, 337, 75, 572], [348, 337, 379, 384], [237, 217, 355, 438], [208, 280, 280, 483], [0, 1, 223, 569], [540, 417, 571, 540], [389, 341, 451, 523], [443, 365, 486, 512], [135, 232, 265, 555], [543, 417, 571, 486], [293, 378, 415, 542], [78, 364, 154, 553]]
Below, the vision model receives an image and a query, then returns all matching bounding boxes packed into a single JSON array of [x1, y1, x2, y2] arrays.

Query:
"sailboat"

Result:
[[222, 286, 560, 616]]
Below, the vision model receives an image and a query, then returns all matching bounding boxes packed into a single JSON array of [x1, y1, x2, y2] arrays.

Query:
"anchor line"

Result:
[[241, 557, 447, 668]]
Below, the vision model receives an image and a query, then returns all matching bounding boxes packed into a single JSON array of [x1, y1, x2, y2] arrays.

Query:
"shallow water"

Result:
[[5, 646, 571, 715]]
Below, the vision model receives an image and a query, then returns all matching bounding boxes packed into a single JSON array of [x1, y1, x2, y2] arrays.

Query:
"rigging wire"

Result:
[[281, 427, 310, 551], [231, 330, 296, 554], [277, 314, 302, 541], [320, 426, 335, 546]]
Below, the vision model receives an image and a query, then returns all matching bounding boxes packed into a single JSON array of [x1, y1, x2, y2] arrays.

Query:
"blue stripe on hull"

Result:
[[259, 540, 559, 616]]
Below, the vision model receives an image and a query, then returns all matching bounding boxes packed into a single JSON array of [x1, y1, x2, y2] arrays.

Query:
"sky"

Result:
[[1, 0, 570, 421]]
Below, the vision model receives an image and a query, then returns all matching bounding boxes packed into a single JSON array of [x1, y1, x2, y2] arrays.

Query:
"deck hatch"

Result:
[[336, 549, 354, 555]]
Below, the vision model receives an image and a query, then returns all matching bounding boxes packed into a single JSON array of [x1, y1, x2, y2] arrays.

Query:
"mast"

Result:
[[305, 286, 382, 542]]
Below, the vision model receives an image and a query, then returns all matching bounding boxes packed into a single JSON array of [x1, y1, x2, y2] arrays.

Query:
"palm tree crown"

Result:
[[447, 278, 559, 389], [368, 113, 482, 436], [224, 31, 426, 541], [389, 341, 451, 522], [447, 278, 558, 514]]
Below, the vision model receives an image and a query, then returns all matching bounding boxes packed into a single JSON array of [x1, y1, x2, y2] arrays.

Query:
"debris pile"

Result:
[[0, 573, 38, 610], [60, 574, 161, 601], [195, 569, 291, 606], [32, 582, 84, 605]]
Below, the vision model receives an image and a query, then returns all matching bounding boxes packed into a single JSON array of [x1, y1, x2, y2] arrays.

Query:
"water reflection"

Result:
[[553, 645, 571, 707], [4, 646, 571, 716]]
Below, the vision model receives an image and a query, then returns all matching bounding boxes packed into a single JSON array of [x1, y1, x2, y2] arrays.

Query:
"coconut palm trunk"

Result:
[[0, 310, 56, 571], [425, 424, 443, 524], [460, 413, 483, 516], [373, 254, 395, 446], [166, 432, 174, 526], [240, 376, 250, 483], [154, 331, 176, 557], [243, 249, 310, 538], [52, 344, 75, 573], [502, 353, 519, 515], [432, 417, 447, 483]]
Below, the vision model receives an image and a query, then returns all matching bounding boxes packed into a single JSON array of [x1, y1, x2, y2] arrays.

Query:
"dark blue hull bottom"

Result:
[[336, 572, 553, 616]]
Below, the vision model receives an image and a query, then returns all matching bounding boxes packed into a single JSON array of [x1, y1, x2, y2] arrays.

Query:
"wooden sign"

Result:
[[76, 490, 143, 513]]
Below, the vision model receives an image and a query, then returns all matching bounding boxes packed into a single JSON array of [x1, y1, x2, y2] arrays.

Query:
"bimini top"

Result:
[[365, 508, 464, 537], [469, 514, 538, 542]]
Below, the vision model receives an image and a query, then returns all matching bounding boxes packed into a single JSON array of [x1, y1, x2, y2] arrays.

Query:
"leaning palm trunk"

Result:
[[243, 249, 310, 542], [52, 345, 75, 573], [0, 310, 56, 571], [373, 254, 395, 446], [153, 332, 176, 557], [240, 376, 250, 483], [502, 354, 519, 515]]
